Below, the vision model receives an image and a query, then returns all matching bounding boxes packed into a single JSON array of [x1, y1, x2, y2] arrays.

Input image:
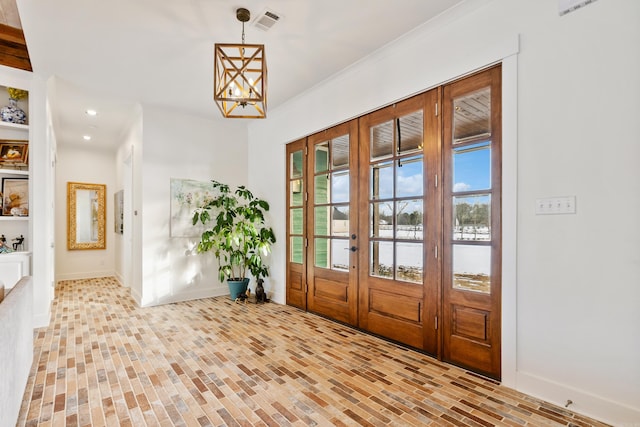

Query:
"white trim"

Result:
[[500, 51, 519, 389], [137, 285, 229, 308], [56, 271, 115, 281], [517, 371, 640, 425]]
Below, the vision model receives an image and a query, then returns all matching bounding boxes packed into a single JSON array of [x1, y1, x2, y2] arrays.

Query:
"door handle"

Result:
[[350, 246, 358, 252]]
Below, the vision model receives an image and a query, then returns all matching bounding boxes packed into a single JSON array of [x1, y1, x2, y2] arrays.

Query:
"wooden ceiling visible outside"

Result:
[[0, 0, 31, 71]]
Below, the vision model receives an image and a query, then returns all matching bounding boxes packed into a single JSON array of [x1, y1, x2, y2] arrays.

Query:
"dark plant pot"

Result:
[[227, 278, 250, 300]]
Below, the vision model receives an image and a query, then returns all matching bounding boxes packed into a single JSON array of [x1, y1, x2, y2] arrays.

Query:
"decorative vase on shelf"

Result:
[[1, 98, 27, 124]]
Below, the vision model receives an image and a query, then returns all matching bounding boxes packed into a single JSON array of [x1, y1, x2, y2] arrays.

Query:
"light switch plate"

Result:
[[535, 196, 576, 215]]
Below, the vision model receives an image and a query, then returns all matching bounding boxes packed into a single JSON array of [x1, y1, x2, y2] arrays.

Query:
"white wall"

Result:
[[136, 105, 248, 307], [247, 0, 640, 424], [55, 145, 116, 280], [114, 106, 142, 291]]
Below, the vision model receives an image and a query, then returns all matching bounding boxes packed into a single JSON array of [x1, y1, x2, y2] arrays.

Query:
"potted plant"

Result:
[[192, 180, 276, 300]]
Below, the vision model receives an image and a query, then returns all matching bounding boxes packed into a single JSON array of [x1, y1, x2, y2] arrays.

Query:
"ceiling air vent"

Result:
[[254, 9, 280, 31]]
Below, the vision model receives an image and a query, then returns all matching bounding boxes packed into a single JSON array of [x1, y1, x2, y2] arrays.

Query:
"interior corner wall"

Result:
[[114, 106, 142, 294], [137, 105, 248, 307], [247, 0, 640, 424], [54, 145, 117, 280]]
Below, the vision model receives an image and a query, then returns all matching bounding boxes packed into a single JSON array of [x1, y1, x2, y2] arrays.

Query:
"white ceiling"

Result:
[[17, 0, 466, 150]]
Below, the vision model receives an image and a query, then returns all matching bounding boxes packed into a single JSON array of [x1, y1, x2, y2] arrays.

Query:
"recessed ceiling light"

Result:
[[86, 109, 97, 116], [83, 135, 91, 141]]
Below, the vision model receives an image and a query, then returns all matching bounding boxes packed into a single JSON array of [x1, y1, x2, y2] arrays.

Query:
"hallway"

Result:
[[17, 278, 608, 426]]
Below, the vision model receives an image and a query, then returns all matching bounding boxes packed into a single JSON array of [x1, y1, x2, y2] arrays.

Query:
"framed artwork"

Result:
[[170, 178, 213, 237], [114, 190, 124, 234], [0, 140, 28, 167], [2, 177, 28, 216]]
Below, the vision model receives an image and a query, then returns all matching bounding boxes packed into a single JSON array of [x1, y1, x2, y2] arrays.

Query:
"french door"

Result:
[[306, 121, 359, 325], [357, 90, 440, 353], [286, 66, 502, 380]]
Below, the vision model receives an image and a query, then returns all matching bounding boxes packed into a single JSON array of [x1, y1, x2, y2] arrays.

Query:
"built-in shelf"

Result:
[[0, 168, 28, 176], [0, 121, 28, 131], [0, 216, 28, 221]]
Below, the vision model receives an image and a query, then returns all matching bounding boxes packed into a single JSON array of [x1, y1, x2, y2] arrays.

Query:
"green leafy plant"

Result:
[[192, 180, 276, 283]]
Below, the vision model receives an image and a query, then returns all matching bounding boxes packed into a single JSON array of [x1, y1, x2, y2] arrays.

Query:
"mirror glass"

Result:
[[68, 182, 106, 250]]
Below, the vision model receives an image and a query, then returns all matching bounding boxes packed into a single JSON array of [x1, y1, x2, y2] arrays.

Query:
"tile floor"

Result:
[[16, 277, 610, 426]]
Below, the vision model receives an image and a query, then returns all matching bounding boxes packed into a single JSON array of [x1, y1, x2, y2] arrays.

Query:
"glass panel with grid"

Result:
[[369, 110, 424, 284], [313, 135, 350, 271]]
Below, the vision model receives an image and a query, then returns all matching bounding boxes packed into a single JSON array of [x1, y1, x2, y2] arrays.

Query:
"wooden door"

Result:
[[442, 65, 502, 379], [286, 139, 307, 310], [357, 91, 440, 353], [306, 120, 359, 325]]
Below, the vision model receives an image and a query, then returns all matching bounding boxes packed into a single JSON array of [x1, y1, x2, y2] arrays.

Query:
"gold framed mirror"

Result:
[[67, 182, 106, 250]]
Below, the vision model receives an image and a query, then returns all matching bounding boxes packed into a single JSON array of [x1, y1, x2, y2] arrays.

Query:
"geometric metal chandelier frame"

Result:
[[213, 8, 267, 118]]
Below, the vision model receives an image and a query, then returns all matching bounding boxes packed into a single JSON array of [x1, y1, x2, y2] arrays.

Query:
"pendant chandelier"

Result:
[[214, 8, 267, 118]]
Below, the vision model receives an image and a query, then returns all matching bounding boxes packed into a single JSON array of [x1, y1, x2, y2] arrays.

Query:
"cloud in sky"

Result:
[[397, 173, 423, 196], [453, 182, 471, 192]]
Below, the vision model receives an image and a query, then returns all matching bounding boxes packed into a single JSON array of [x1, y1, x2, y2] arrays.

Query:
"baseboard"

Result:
[[137, 285, 229, 308], [130, 286, 142, 306], [33, 311, 51, 328], [56, 271, 115, 281], [270, 290, 284, 305], [113, 271, 126, 287], [516, 371, 640, 425]]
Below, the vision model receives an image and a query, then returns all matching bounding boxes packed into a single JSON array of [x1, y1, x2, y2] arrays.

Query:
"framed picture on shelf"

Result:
[[0, 139, 28, 169], [2, 177, 28, 216]]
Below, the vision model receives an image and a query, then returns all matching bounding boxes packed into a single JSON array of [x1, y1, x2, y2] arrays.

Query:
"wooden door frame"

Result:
[[284, 64, 507, 381]]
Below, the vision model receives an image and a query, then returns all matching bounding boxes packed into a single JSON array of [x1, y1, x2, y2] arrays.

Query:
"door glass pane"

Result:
[[290, 180, 303, 206], [453, 87, 491, 144], [397, 111, 423, 154], [332, 134, 349, 168], [370, 161, 393, 199], [290, 150, 303, 178], [315, 141, 329, 173], [331, 170, 349, 203], [395, 199, 422, 240], [370, 240, 393, 279], [290, 208, 303, 234], [397, 155, 423, 198], [331, 205, 349, 236], [314, 174, 329, 204], [315, 237, 329, 268], [331, 239, 349, 271], [370, 202, 393, 238], [453, 141, 491, 192], [371, 120, 394, 159], [453, 195, 491, 241], [396, 242, 423, 284], [314, 206, 329, 235], [291, 236, 303, 264], [452, 244, 491, 294]]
